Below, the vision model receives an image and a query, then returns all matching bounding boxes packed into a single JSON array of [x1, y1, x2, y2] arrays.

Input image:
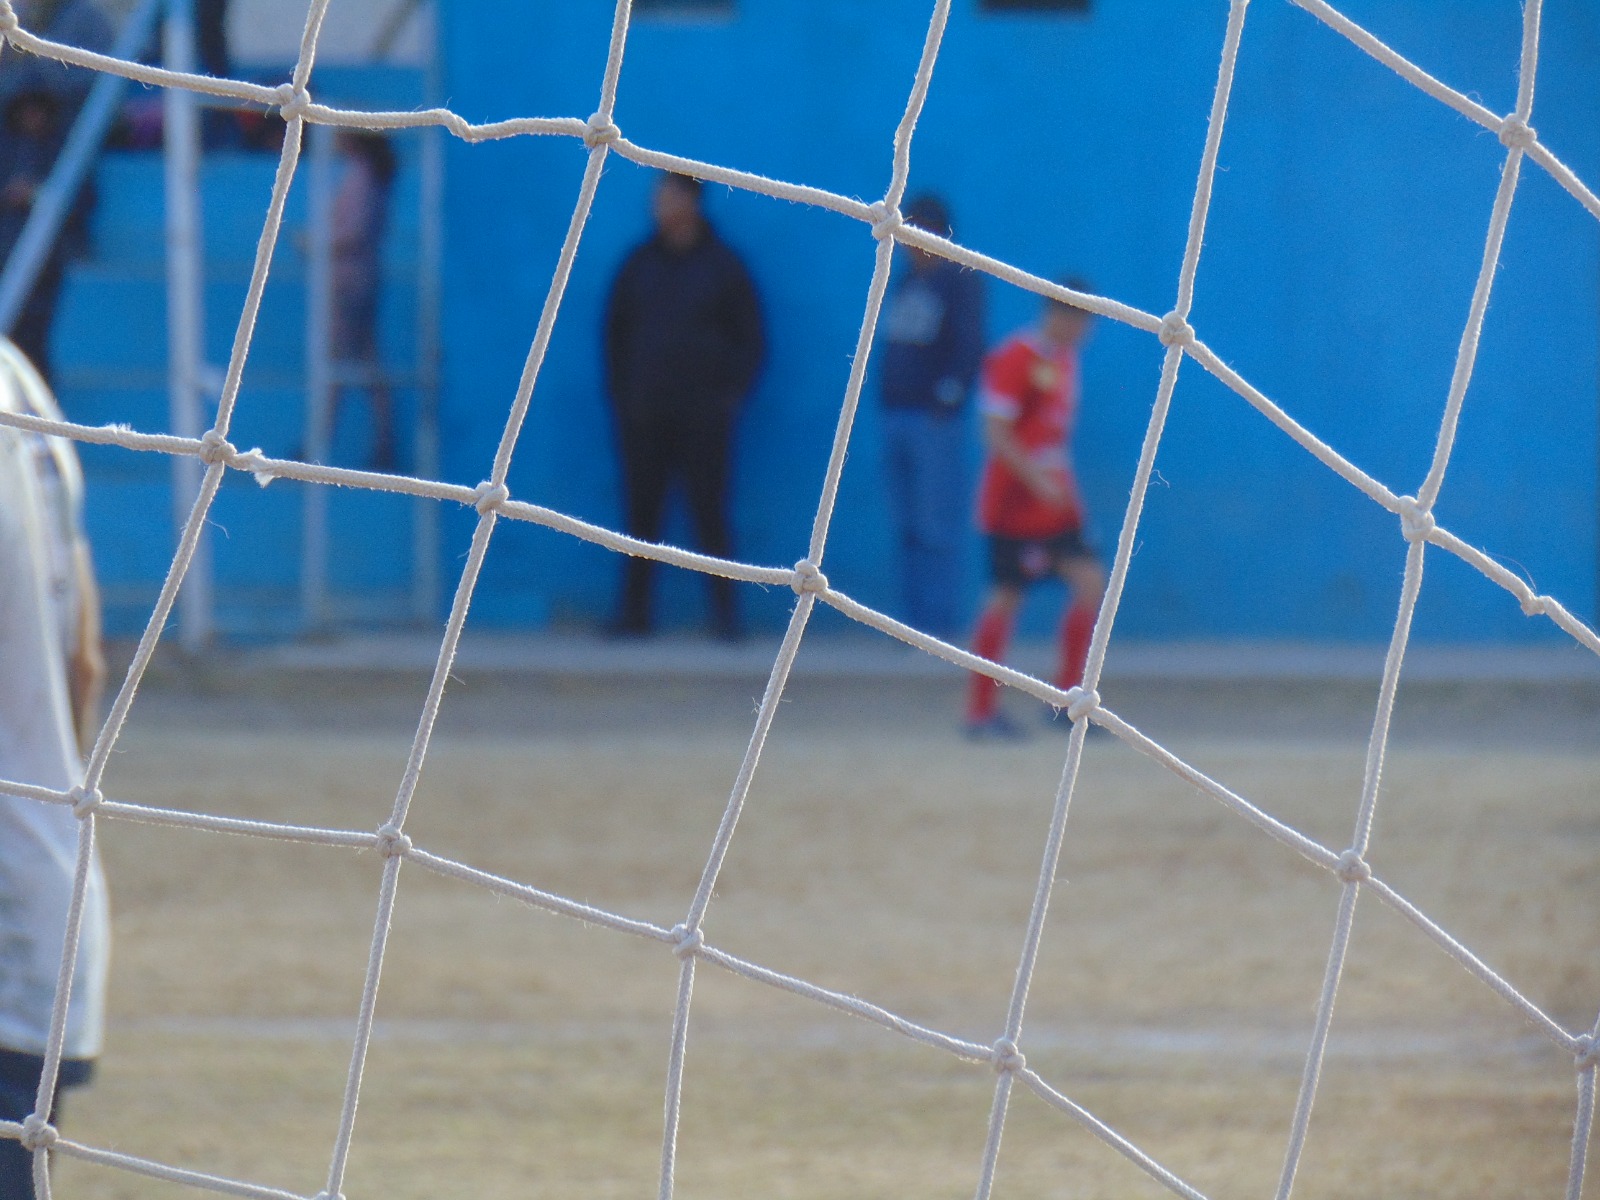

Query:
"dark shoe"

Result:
[[710, 615, 746, 643], [603, 618, 653, 640], [964, 712, 1029, 742]]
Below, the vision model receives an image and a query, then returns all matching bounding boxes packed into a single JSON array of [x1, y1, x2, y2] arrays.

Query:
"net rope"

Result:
[[0, 0, 1596, 1196]]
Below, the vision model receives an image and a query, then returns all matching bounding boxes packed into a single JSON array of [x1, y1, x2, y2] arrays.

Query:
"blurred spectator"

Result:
[[0, 88, 83, 387], [0, 2, 112, 387], [603, 172, 764, 639], [875, 192, 984, 641], [323, 130, 397, 470], [2, 0, 113, 113]]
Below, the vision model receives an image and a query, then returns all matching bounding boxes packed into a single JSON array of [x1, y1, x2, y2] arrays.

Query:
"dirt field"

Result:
[[44, 658, 1600, 1199]]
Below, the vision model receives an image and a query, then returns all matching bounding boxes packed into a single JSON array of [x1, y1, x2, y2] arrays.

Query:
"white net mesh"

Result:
[[0, 0, 1597, 1197]]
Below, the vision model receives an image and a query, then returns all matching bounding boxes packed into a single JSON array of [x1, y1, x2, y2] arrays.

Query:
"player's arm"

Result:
[[68, 537, 105, 756], [711, 249, 764, 412], [978, 343, 1069, 509], [601, 252, 638, 404], [981, 412, 1068, 508]]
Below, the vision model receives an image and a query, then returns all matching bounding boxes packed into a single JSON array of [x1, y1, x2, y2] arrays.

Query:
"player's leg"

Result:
[[880, 409, 919, 624], [682, 407, 740, 639], [910, 410, 967, 641], [1053, 551, 1106, 692], [613, 413, 672, 634], [884, 409, 965, 641], [965, 540, 1025, 729], [350, 292, 395, 471]]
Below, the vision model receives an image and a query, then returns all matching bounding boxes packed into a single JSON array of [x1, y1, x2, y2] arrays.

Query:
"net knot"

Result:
[[868, 201, 902, 241], [472, 480, 510, 516], [791, 559, 829, 596], [670, 923, 703, 960], [0, 1, 19, 36], [68, 785, 103, 819], [1334, 848, 1371, 884], [1396, 495, 1435, 543], [274, 83, 312, 121], [583, 112, 620, 149], [1520, 591, 1549, 618], [374, 823, 412, 859], [1157, 310, 1195, 349], [18, 1114, 56, 1152], [198, 430, 236, 467], [991, 1038, 1026, 1075], [1497, 115, 1536, 151], [1575, 1034, 1598, 1072], [1063, 686, 1100, 723]]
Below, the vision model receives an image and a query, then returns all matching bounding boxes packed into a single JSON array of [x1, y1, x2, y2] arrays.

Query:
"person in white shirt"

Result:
[[0, 337, 108, 1198]]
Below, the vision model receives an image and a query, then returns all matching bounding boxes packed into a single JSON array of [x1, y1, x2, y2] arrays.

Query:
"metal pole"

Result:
[[301, 121, 334, 631], [411, 0, 443, 624], [163, 0, 211, 651]]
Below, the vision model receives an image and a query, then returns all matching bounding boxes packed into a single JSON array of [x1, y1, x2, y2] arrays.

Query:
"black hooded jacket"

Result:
[[603, 226, 764, 420]]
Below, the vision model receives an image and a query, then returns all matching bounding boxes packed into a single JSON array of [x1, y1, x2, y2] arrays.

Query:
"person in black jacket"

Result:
[[603, 172, 764, 639], [0, 90, 74, 387]]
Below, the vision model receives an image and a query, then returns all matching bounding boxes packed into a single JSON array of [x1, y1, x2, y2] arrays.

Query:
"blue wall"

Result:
[[438, 0, 1600, 641]]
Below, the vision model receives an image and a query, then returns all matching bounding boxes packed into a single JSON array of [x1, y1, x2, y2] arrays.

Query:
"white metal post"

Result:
[[301, 121, 334, 630], [163, 0, 211, 651]]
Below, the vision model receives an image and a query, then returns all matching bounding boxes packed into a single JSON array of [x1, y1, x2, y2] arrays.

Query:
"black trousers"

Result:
[[0, 1050, 93, 1200], [614, 404, 737, 633], [7, 255, 64, 389]]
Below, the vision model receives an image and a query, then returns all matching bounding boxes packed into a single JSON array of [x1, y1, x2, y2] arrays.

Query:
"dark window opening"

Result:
[[980, 0, 1090, 12], [633, 0, 735, 15]]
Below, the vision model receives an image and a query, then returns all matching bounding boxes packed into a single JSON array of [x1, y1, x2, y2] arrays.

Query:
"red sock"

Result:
[[1055, 600, 1096, 692], [966, 604, 1015, 724]]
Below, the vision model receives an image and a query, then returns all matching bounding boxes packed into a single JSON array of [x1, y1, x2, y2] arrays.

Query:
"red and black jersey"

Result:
[[976, 332, 1083, 539]]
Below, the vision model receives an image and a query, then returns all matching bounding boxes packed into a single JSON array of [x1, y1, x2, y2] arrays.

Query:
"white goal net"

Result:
[[0, 0, 1596, 1198]]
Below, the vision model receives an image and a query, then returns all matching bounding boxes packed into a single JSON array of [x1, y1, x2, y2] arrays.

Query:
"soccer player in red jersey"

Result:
[[965, 286, 1106, 738]]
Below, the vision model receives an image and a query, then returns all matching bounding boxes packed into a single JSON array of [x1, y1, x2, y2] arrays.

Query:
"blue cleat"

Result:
[[964, 712, 1030, 742]]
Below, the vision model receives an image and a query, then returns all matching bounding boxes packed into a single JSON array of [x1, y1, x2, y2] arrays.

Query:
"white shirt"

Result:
[[0, 339, 108, 1060]]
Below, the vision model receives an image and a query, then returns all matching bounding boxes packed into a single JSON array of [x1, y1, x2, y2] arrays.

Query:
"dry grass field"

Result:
[[43, 658, 1600, 1199]]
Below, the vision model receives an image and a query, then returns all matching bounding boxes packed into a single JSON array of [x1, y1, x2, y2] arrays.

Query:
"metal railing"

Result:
[[299, 1, 442, 631], [3, 0, 442, 642]]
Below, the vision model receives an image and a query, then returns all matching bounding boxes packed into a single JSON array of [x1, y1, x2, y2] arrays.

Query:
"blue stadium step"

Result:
[[90, 152, 308, 266], [59, 61, 431, 639], [88, 474, 425, 638], [52, 384, 311, 476], [53, 264, 421, 372], [54, 264, 309, 372], [90, 149, 424, 267]]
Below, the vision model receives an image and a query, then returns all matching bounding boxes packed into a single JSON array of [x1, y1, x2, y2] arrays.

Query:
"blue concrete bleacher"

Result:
[[49, 65, 430, 639]]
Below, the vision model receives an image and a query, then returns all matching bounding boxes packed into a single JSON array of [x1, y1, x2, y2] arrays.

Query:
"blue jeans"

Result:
[[882, 407, 968, 640]]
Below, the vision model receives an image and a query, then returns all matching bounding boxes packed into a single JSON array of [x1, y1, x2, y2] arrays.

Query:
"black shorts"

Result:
[[987, 529, 1097, 587]]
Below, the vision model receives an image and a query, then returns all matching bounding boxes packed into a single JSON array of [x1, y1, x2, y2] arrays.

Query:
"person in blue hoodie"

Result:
[[875, 193, 985, 641], [603, 172, 764, 640]]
